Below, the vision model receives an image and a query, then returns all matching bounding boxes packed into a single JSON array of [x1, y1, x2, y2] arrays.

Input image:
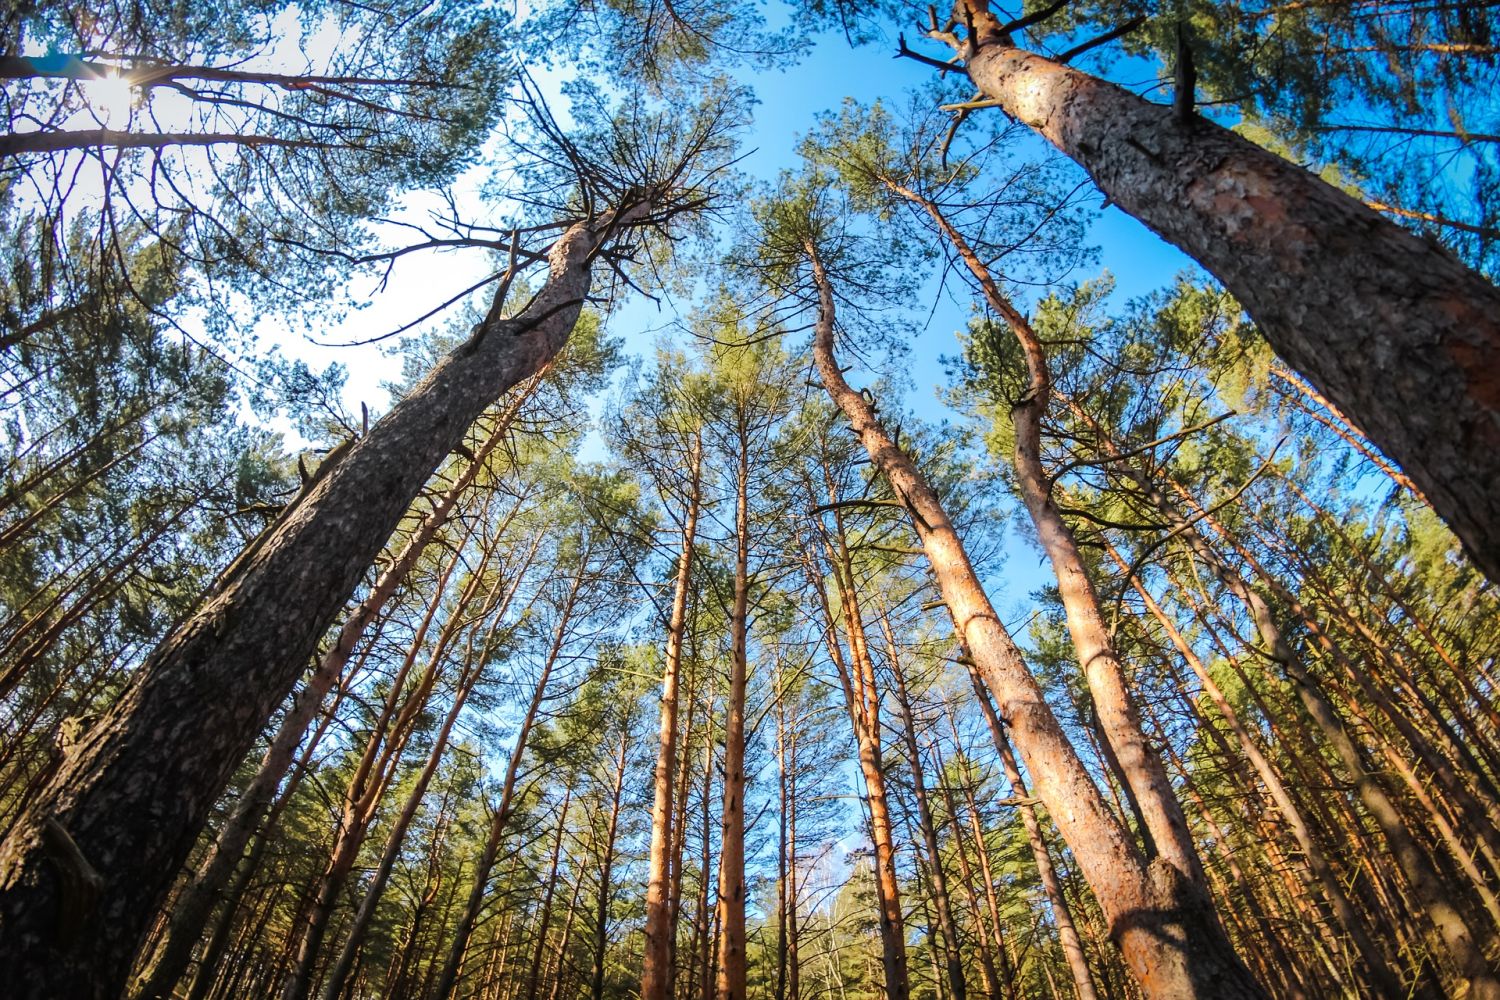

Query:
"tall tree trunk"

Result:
[[430, 549, 590, 1000], [0, 208, 644, 1000], [800, 532, 910, 1000], [1101, 537, 1406, 997], [884, 173, 1201, 885], [314, 546, 533, 1000], [950, 0, 1500, 580], [882, 611, 966, 1000], [592, 732, 629, 1000], [523, 787, 574, 1000], [334, 527, 540, 995], [714, 422, 750, 1000], [805, 242, 1263, 999], [641, 433, 703, 1000], [667, 659, 701, 1000]]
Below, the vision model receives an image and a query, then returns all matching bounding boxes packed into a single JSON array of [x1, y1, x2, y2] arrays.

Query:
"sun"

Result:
[[82, 71, 134, 128]]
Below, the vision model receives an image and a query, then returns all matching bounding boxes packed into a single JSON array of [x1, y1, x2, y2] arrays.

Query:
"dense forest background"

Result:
[[1, 1, 1498, 999]]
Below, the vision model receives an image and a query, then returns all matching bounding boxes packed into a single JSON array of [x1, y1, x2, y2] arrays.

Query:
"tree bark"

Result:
[[0, 209, 640, 1000], [952, 0, 1500, 581], [132, 401, 537, 1000], [805, 241, 1266, 999], [641, 434, 703, 1000], [714, 421, 751, 1000], [1133, 460, 1500, 997], [955, 664, 1099, 1000]]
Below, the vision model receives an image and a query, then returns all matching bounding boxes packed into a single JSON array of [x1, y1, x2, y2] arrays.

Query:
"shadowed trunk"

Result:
[[0, 208, 641, 1000]]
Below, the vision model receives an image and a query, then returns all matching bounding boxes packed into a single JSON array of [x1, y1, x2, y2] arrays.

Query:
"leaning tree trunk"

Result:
[[948, 0, 1500, 582], [804, 241, 1266, 1000], [0, 208, 641, 1000], [129, 392, 535, 1000], [886, 174, 1204, 890]]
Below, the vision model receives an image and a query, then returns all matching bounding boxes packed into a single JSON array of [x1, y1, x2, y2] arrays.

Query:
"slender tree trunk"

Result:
[[806, 242, 1263, 998], [0, 208, 645, 1000], [776, 671, 790, 1000], [1101, 539, 1404, 998], [280, 543, 490, 1000], [431, 547, 591, 999], [885, 174, 1201, 884], [882, 611, 966, 1000], [667, 659, 700, 1000], [641, 434, 703, 1000], [689, 689, 716, 1000], [801, 534, 910, 1000], [952, 0, 1500, 579], [954, 666, 1098, 1000], [523, 787, 574, 1000], [1151, 469, 1500, 996], [592, 732, 629, 1000], [714, 424, 751, 1000], [315, 531, 541, 1000], [930, 731, 1006, 1000]]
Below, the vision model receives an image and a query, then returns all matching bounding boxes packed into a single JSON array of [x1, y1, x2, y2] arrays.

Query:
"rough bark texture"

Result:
[[0, 213, 626, 1000], [955, 1, 1500, 582], [890, 174, 1203, 890], [806, 243, 1267, 1000]]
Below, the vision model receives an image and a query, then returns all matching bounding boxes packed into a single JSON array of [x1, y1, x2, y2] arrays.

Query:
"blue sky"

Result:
[[250, 20, 1199, 612]]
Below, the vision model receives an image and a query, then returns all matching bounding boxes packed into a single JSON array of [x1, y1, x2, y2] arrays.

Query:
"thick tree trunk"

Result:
[[805, 243, 1266, 1000], [954, 0, 1500, 581], [641, 434, 703, 1000], [714, 426, 751, 1000], [0, 210, 636, 1000]]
